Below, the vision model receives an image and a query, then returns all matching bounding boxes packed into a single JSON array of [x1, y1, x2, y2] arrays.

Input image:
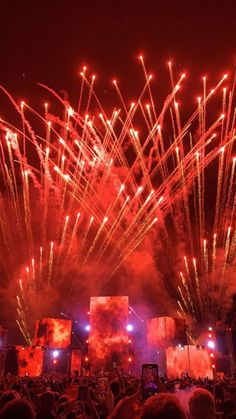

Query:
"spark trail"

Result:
[[0, 60, 235, 340]]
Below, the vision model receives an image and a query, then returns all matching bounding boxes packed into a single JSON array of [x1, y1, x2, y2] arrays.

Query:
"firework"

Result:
[[0, 60, 235, 341], [173, 79, 236, 329]]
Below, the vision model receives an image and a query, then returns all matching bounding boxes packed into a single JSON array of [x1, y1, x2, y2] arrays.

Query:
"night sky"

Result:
[[0, 0, 235, 99]]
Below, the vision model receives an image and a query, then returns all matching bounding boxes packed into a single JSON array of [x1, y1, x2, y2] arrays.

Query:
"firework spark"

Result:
[[0, 60, 235, 341]]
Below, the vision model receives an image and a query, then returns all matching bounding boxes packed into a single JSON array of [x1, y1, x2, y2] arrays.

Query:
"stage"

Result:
[[1, 296, 225, 378]]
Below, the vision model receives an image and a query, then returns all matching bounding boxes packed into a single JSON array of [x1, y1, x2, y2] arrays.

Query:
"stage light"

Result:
[[87, 311, 90, 315], [208, 333, 212, 338], [128, 357, 132, 362], [53, 359, 57, 365], [127, 324, 133, 332], [208, 326, 213, 331], [207, 340, 215, 349], [212, 364, 215, 369], [210, 353, 214, 358], [85, 325, 90, 331], [85, 357, 89, 362], [128, 339, 132, 344], [52, 350, 59, 358]]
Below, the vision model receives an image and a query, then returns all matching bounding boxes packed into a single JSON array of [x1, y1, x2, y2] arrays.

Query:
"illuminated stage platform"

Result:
[[3, 298, 216, 378]]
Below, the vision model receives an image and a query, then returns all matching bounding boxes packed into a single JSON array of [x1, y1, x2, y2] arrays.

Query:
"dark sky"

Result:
[[0, 0, 235, 100]]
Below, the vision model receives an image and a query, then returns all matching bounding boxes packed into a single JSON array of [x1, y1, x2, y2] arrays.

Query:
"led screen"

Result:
[[89, 296, 129, 367], [166, 345, 213, 379], [15, 346, 44, 377], [147, 317, 187, 349], [71, 348, 82, 375], [34, 318, 72, 348]]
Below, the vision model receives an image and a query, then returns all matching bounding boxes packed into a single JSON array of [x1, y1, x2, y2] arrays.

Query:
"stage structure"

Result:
[[215, 324, 236, 377], [89, 296, 129, 368], [146, 317, 187, 374], [147, 317, 187, 349], [33, 318, 72, 374], [2, 311, 217, 378], [5, 346, 44, 376], [43, 348, 71, 374]]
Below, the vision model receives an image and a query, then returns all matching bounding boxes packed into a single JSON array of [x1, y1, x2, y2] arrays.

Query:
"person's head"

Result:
[[0, 390, 19, 409], [140, 393, 186, 419], [215, 383, 224, 402], [38, 391, 54, 412], [223, 399, 235, 417], [0, 399, 35, 419], [188, 388, 215, 419]]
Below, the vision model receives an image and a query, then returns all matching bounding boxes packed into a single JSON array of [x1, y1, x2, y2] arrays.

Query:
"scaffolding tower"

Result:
[[216, 323, 235, 377]]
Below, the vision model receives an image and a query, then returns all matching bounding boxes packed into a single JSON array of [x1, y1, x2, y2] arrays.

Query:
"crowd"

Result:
[[0, 368, 236, 418]]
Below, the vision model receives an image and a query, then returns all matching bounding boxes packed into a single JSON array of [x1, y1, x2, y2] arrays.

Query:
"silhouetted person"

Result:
[[35, 391, 55, 419], [140, 393, 187, 419], [0, 399, 35, 419], [223, 399, 235, 418], [188, 388, 215, 419], [0, 391, 19, 410]]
